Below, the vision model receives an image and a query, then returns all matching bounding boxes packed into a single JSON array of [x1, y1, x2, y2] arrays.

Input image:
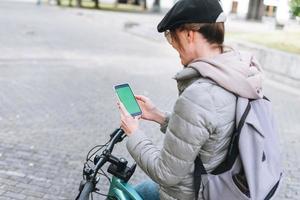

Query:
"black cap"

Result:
[[157, 0, 226, 33]]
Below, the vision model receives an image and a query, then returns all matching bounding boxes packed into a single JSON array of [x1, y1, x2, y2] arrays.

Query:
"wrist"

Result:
[[152, 109, 166, 125], [126, 127, 138, 136]]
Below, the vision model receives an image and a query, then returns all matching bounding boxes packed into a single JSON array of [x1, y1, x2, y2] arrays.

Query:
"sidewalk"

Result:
[[0, 2, 299, 199], [124, 14, 300, 89]]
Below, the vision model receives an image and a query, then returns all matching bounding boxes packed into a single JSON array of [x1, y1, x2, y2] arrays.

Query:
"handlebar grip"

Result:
[[111, 128, 124, 136], [78, 181, 94, 200]]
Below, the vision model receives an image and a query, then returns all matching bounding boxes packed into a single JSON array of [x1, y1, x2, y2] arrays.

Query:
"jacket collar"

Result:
[[173, 67, 202, 95], [173, 67, 200, 81]]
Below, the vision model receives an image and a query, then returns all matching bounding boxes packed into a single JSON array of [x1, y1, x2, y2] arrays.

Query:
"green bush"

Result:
[[290, 0, 300, 17]]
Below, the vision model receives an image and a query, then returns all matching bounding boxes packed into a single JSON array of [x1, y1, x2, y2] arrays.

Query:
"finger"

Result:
[[117, 101, 122, 110], [120, 112, 125, 120], [135, 95, 148, 100], [135, 99, 145, 107], [135, 95, 149, 102], [119, 107, 129, 121], [120, 124, 127, 133], [117, 102, 127, 117], [135, 115, 142, 120], [118, 101, 131, 117]]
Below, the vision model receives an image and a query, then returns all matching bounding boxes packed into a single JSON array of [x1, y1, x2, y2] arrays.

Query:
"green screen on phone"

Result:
[[115, 84, 142, 116]]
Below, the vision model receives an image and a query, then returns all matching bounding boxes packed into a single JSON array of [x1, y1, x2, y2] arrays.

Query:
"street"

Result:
[[0, 1, 299, 199]]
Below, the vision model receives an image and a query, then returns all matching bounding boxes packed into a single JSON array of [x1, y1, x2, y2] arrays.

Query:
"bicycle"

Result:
[[75, 128, 143, 200]]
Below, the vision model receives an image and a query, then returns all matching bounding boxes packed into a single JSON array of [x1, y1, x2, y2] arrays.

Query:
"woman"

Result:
[[117, 0, 263, 199]]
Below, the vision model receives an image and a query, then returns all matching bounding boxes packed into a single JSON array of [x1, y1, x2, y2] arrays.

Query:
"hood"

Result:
[[173, 50, 264, 99]]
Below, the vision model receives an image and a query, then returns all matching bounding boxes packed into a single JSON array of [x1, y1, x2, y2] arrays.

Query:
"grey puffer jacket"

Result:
[[126, 50, 263, 200]]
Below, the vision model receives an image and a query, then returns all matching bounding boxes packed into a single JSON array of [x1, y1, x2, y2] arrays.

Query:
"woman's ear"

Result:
[[186, 30, 195, 44]]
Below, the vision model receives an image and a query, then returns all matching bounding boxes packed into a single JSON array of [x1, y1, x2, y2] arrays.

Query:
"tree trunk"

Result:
[[94, 0, 99, 8], [152, 0, 160, 12], [142, 0, 147, 10], [247, 0, 265, 21], [76, 0, 81, 7]]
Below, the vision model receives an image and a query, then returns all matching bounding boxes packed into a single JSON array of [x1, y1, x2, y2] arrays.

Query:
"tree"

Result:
[[290, 0, 300, 17], [246, 0, 265, 21], [152, 0, 160, 12]]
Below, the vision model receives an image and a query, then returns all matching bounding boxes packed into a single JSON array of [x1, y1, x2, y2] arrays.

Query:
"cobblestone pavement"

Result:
[[0, 1, 299, 199]]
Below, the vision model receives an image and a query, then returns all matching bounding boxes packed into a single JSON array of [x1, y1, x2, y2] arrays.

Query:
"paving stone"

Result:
[[0, 1, 299, 200], [3, 191, 27, 200]]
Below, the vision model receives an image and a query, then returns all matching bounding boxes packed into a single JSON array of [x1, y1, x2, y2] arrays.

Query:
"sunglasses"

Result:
[[164, 30, 173, 45]]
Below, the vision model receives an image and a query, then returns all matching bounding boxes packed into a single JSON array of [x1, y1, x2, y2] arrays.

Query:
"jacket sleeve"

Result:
[[126, 83, 216, 186]]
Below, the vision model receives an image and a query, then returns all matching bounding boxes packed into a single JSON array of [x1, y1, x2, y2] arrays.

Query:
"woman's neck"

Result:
[[194, 42, 222, 60]]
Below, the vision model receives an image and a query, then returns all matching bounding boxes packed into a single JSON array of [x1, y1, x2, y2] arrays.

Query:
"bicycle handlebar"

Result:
[[106, 128, 125, 153], [93, 128, 125, 176], [77, 128, 126, 200], [78, 181, 94, 200]]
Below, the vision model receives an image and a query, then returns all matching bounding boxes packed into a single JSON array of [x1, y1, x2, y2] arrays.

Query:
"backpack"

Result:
[[194, 96, 283, 200]]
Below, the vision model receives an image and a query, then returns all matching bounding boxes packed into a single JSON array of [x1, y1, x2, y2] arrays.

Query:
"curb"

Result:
[[228, 39, 300, 89], [125, 22, 300, 89]]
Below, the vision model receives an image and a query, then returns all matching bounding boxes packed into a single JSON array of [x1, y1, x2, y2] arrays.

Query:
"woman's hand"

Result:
[[117, 101, 139, 136], [135, 95, 166, 125]]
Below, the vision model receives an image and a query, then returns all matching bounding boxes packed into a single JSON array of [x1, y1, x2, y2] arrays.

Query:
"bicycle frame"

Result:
[[108, 176, 143, 200]]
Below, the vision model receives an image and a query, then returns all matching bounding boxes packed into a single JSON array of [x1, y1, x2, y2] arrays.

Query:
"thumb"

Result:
[[118, 101, 131, 117]]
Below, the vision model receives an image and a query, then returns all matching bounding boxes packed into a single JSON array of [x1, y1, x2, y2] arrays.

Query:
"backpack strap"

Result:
[[194, 155, 207, 200], [212, 100, 251, 174], [194, 100, 251, 200]]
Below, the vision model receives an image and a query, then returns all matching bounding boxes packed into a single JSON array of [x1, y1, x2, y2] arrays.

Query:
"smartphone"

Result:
[[114, 83, 142, 117]]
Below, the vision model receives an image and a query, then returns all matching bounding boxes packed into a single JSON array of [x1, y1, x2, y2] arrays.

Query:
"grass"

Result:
[[58, 0, 145, 12], [227, 31, 300, 54]]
